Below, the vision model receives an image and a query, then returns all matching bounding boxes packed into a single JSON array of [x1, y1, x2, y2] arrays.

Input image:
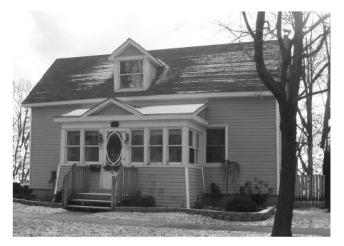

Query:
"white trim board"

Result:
[[23, 91, 273, 108]]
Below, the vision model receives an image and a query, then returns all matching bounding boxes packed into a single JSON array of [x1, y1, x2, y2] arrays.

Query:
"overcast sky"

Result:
[[12, 9, 244, 84]]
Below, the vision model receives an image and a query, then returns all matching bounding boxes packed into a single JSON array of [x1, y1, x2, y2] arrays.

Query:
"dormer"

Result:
[[109, 38, 163, 92]]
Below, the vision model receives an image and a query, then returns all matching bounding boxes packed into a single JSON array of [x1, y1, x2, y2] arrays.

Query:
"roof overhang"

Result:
[[22, 91, 273, 108]]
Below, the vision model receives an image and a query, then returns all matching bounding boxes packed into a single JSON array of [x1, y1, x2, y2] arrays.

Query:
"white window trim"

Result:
[[130, 129, 145, 165], [188, 128, 201, 165], [115, 55, 148, 92], [84, 129, 101, 164], [167, 128, 183, 165], [205, 124, 229, 165], [65, 130, 81, 164], [148, 128, 164, 165]]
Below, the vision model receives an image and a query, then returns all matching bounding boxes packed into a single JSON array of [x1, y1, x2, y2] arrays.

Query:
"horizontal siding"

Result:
[[136, 167, 186, 207], [30, 105, 83, 189], [205, 97, 278, 194], [86, 170, 101, 192], [188, 168, 203, 207]]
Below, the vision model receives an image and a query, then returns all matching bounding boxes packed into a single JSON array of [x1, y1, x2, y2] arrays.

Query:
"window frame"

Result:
[[130, 129, 145, 164], [65, 130, 81, 164], [84, 130, 100, 164], [206, 125, 228, 164], [188, 129, 200, 164], [167, 128, 182, 165], [148, 128, 164, 165], [117, 56, 146, 92]]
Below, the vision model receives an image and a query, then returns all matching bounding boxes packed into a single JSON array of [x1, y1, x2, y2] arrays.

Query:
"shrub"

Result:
[[54, 190, 62, 203], [118, 190, 155, 207], [192, 195, 203, 209], [13, 182, 36, 200], [239, 178, 273, 206], [210, 182, 222, 199], [225, 195, 258, 212]]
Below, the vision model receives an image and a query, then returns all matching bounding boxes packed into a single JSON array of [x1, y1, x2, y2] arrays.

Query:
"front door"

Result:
[[101, 129, 128, 190]]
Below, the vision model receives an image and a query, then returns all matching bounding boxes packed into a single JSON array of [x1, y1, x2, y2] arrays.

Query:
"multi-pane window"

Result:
[[206, 128, 225, 163], [189, 130, 200, 164], [149, 129, 163, 163], [168, 129, 182, 163], [131, 130, 144, 162], [120, 60, 143, 89], [66, 131, 80, 162], [85, 131, 99, 162]]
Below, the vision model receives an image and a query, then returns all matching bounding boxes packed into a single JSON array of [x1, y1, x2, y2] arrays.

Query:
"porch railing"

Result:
[[111, 166, 137, 209], [62, 164, 87, 207]]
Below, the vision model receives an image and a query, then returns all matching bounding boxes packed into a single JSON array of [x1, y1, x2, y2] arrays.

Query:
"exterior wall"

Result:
[[204, 96, 278, 194], [188, 167, 203, 207], [30, 105, 81, 190], [86, 169, 101, 192], [136, 167, 186, 207]]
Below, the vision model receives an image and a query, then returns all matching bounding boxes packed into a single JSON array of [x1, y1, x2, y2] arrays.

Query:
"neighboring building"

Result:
[[23, 38, 281, 208]]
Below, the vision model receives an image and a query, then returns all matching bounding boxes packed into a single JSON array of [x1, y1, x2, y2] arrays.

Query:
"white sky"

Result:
[[12, 8, 245, 84]]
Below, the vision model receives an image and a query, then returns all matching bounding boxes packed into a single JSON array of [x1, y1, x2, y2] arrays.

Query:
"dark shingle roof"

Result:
[[23, 41, 280, 104]]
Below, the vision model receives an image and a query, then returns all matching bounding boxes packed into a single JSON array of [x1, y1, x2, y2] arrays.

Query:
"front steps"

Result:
[[65, 192, 112, 211]]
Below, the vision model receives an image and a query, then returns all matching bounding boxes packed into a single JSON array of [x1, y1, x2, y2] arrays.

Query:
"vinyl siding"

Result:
[[204, 96, 278, 194], [188, 167, 203, 207], [136, 167, 186, 207], [30, 105, 79, 189]]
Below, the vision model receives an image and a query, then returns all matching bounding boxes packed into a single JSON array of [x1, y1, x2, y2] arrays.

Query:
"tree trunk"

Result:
[[323, 148, 330, 211], [272, 103, 298, 236]]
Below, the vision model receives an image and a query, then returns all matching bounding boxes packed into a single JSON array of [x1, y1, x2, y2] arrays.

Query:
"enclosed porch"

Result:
[[54, 98, 208, 209]]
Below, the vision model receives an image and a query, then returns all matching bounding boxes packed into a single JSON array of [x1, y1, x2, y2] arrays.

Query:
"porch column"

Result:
[[182, 126, 190, 208]]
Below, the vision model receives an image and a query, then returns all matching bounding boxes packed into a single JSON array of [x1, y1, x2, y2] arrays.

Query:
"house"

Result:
[[22, 38, 281, 208]]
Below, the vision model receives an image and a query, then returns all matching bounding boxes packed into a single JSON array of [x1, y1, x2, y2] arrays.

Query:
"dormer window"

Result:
[[110, 38, 164, 92], [120, 59, 143, 89]]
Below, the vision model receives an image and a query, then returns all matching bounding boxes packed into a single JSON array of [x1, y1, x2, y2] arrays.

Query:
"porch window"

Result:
[[66, 131, 80, 162], [168, 129, 182, 163], [120, 60, 144, 89], [131, 130, 144, 162], [149, 129, 163, 163], [206, 128, 225, 163], [84, 131, 99, 162], [189, 130, 200, 164]]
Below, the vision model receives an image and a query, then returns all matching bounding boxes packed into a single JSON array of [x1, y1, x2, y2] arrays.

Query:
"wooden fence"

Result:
[[295, 174, 325, 201]]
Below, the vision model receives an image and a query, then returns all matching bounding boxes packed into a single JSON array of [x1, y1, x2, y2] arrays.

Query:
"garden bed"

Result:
[[13, 198, 62, 208], [112, 206, 275, 221]]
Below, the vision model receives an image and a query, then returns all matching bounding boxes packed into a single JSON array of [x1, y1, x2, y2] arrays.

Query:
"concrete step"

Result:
[[69, 198, 111, 204], [72, 192, 111, 200], [66, 204, 111, 211]]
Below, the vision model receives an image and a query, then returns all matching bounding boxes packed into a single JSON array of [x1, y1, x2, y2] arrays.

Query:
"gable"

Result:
[[90, 103, 133, 116], [116, 44, 144, 57]]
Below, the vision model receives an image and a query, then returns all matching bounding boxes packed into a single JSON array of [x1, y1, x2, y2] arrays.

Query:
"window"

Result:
[[85, 131, 99, 162], [66, 131, 80, 162], [120, 60, 143, 89], [131, 130, 144, 162], [189, 130, 200, 164], [168, 129, 182, 163], [149, 129, 163, 163], [206, 128, 225, 163]]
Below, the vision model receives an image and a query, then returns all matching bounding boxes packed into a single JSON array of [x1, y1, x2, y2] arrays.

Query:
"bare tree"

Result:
[[221, 11, 330, 236], [13, 80, 32, 183], [296, 18, 330, 196]]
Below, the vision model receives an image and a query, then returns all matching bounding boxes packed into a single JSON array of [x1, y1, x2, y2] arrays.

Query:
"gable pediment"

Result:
[[90, 103, 134, 116]]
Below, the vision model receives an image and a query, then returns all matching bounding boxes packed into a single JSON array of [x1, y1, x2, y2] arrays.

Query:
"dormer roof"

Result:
[[108, 38, 163, 67]]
